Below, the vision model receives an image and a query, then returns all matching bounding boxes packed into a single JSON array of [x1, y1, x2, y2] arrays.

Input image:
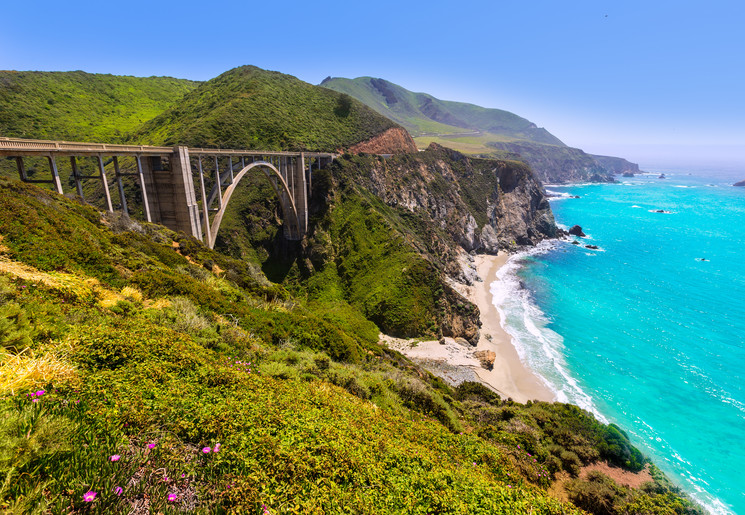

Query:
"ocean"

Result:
[[492, 168, 745, 514]]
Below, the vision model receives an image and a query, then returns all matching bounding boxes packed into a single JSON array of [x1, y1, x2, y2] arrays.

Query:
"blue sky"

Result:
[[1, 0, 743, 168]]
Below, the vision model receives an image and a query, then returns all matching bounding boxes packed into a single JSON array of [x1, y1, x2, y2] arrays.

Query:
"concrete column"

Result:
[[293, 153, 308, 235], [113, 156, 128, 215], [70, 156, 84, 200], [214, 156, 223, 209], [47, 155, 64, 195], [16, 157, 28, 181], [135, 155, 152, 223], [139, 155, 162, 223], [96, 155, 114, 212], [197, 156, 212, 245], [156, 146, 201, 240]]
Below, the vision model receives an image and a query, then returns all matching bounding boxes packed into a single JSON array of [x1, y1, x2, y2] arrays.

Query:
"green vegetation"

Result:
[[320, 76, 564, 145], [320, 76, 621, 183], [134, 66, 399, 151], [0, 71, 197, 142], [0, 178, 701, 513]]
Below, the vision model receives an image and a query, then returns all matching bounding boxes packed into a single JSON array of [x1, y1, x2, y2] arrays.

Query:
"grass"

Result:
[[0, 177, 703, 513], [133, 66, 399, 152], [0, 70, 197, 143]]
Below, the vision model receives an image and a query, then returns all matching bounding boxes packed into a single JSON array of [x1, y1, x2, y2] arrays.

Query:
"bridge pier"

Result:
[[139, 147, 201, 240]]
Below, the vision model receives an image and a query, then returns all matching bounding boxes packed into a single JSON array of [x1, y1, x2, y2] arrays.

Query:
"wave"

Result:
[[490, 241, 607, 421]]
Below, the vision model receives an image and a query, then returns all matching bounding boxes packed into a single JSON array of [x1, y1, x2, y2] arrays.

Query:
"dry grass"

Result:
[[0, 347, 79, 396]]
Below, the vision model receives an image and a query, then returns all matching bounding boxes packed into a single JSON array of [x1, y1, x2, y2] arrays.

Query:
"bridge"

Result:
[[0, 137, 336, 247]]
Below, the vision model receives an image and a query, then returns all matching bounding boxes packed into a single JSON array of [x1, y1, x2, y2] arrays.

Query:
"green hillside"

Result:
[[0, 177, 701, 514], [133, 66, 399, 151], [320, 76, 631, 183], [320, 76, 564, 145], [0, 70, 198, 142]]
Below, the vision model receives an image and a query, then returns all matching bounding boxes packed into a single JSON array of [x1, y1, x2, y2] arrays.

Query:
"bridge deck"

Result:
[[0, 137, 335, 159]]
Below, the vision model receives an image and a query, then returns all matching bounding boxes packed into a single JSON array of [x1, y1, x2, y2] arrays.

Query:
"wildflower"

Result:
[[168, 493, 178, 502], [83, 491, 97, 502], [202, 447, 211, 454], [110, 454, 121, 462], [181, 473, 186, 478], [262, 504, 270, 514], [113, 486, 123, 496], [148, 443, 156, 449], [214, 443, 221, 453]]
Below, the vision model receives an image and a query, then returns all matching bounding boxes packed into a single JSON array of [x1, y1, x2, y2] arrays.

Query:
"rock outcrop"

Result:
[[474, 350, 496, 370], [568, 225, 586, 237], [734, 180, 745, 187], [348, 143, 557, 255], [348, 127, 418, 154]]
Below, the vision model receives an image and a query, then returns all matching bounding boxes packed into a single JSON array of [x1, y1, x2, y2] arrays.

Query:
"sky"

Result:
[[1, 0, 744, 169]]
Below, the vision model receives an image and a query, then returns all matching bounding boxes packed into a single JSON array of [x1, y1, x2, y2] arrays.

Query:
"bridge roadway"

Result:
[[0, 137, 336, 246]]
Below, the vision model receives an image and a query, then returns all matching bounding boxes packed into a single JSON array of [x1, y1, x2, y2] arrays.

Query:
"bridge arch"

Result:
[[208, 161, 300, 249]]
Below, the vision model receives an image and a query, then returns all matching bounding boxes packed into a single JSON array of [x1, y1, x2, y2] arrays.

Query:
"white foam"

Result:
[[490, 242, 607, 422]]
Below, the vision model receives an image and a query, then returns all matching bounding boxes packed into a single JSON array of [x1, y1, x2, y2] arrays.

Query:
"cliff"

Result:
[[347, 126, 418, 154], [488, 140, 615, 183], [591, 154, 641, 175], [294, 144, 556, 344]]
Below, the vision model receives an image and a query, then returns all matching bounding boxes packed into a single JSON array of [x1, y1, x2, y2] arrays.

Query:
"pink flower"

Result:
[[148, 443, 156, 449], [262, 504, 270, 514], [202, 447, 211, 454], [113, 486, 123, 496], [110, 454, 121, 462], [181, 473, 186, 478], [168, 493, 178, 502], [36, 390, 46, 396], [83, 491, 97, 502], [214, 443, 221, 453]]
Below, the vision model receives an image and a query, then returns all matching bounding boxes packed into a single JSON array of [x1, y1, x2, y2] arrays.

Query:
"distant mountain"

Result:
[[134, 66, 414, 153], [320, 76, 564, 145], [321, 76, 638, 183], [0, 70, 198, 142]]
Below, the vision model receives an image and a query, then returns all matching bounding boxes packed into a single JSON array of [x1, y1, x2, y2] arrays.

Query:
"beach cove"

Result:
[[384, 252, 554, 403]]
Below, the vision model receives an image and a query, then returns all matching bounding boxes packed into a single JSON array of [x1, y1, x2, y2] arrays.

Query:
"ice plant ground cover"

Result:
[[0, 178, 701, 513]]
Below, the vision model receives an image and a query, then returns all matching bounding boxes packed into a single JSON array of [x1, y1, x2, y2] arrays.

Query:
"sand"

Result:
[[469, 254, 555, 402], [383, 252, 555, 403]]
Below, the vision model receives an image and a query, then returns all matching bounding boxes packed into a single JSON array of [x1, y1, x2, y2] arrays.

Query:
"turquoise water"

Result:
[[493, 170, 745, 514]]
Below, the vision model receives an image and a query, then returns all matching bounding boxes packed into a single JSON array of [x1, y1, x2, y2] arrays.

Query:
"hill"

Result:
[[320, 76, 638, 183], [0, 70, 198, 142], [0, 175, 700, 514], [134, 66, 415, 152], [0, 65, 698, 513]]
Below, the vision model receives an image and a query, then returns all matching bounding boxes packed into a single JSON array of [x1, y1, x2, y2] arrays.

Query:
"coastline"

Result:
[[384, 252, 554, 403], [469, 253, 555, 403]]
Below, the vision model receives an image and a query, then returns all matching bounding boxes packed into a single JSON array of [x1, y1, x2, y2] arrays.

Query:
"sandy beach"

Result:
[[384, 252, 555, 403], [469, 253, 554, 402]]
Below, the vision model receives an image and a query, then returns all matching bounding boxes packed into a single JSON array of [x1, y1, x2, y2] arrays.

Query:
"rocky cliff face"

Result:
[[352, 144, 557, 254], [591, 154, 641, 175], [348, 127, 418, 154], [489, 141, 614, 183]]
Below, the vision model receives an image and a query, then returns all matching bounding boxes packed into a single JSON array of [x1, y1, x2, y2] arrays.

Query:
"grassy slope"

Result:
[[0, 178, 701, 514], [0, 70, 198, 142], [319, 76, 564, 145], [133, 66, 399, 151]]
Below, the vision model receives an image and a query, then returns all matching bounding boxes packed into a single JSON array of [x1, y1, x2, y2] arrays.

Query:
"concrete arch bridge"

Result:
[[0, 137, 336, 247]]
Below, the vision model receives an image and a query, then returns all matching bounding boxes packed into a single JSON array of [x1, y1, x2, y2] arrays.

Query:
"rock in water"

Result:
[[474, 350, 497, 370], [568, 225, 586, 237], [733, 180, 745, 187]]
